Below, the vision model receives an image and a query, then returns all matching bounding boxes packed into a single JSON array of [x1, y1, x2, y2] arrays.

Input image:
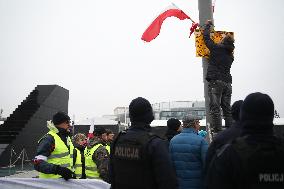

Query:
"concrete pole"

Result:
[[198, 0, 213, 137]]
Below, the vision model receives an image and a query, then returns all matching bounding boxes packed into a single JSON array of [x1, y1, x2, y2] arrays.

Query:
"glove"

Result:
[[56, 166, 75, 180], [206, 20, 213, 26]]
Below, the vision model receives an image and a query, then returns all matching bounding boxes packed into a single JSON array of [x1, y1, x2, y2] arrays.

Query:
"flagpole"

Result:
[[198, 0, 213, 141]]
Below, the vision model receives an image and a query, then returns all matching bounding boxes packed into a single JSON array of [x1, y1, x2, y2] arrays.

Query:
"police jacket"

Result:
[[203, 23, 234, 83], [205, 120, 242, 173], [34, 127, 74, 178], [110, 122, 178, 189], [205, 134, 284, 189]]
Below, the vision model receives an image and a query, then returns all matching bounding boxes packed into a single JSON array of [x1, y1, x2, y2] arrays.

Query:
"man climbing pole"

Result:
[[203, 20, 235, 133]]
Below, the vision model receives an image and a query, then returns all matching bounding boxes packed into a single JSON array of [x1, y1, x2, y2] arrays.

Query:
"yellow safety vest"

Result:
[[84, 144, 103, 179], [105, 145, 110, 154], [39, 131, 74, 178], [74, 148, 83, 178]]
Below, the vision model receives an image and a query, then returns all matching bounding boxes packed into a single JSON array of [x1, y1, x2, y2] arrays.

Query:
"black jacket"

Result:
[[110, 123, 177, 189], [205, 134, 284, 189], [203, 24, 234, 83], [205, 120, 242, 173], [165, 129, 180, 142]]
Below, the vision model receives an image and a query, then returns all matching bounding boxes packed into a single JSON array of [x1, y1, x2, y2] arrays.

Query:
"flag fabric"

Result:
[[141, 4, 193, 42], [189, 22, 199, 38]]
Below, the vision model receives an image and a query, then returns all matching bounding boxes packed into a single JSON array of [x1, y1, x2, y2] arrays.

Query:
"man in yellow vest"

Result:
[[105, 129, 115, 153], [84, 127, 109, 182], [33, 111, 75, 180]]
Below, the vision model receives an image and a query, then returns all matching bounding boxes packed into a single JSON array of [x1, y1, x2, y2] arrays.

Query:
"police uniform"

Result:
[[110, 123, 178, 189]]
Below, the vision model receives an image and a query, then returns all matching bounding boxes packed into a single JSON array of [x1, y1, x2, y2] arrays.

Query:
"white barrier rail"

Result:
[[0, 178, 110, 189]]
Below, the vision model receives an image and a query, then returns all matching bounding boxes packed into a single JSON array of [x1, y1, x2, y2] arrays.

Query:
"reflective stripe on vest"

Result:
[[84, 144, 102, 179], [105, 145, 110, 154], [39, 131, 74, 178]]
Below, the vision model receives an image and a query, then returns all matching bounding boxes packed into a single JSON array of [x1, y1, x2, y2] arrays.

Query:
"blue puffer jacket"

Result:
[[169, 128, 208, 189]]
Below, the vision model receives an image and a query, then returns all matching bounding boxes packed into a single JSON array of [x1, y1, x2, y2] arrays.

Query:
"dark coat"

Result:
[[203, 24, 234, 83], [205, 120, 242, 173], [205, 134, 284, 189], [110, 123, 178, 189], [165, 129, 180, 142]]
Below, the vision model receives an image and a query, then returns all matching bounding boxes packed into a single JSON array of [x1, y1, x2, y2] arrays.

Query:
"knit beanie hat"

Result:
[[129, 97, 154, 124], [167, 118, 181, 131], [231, 100, 243, 121], [52, 111, 70, 125], [240, 92, 274, 134]]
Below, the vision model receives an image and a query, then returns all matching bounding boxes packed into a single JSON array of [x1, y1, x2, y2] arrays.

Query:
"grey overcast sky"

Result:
[[1, 0, 284, 120]]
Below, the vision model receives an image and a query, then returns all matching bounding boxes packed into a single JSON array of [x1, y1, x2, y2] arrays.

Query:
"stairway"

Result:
[[0, 85, 69, 166], [0, 89, 39, 146]]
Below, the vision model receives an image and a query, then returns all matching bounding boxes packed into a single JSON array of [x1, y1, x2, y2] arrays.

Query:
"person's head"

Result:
[[221, 33, 235, 44], [93, 127, 108, 142], [52, 111, 71, 132], [167, 118, 182, 132], [182, 115, 201, 131], [129, 97, 154, 124], [240, 92, 274, 135], [231, 100, 243, 121], [106, 129, 115, 142], [73, 133, 87, 147]]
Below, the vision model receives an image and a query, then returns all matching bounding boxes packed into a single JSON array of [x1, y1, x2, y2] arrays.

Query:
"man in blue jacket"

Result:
[[170, 115, 208, 189]]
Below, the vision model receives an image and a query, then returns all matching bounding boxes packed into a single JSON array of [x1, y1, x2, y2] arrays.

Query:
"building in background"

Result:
[[153, 101, 205, 120], [112, 100, 205, 124], [102, 114, 117, 121], [113, 107, 129, 124]]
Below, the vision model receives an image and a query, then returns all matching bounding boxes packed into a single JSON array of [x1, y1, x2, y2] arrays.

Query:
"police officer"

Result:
[[33, 111, 75, 180], [84, 127, 109, 182], [110, 97, 178, 189]]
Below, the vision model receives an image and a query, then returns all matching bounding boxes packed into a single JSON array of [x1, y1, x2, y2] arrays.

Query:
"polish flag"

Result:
[[141, 3, 194, 42]]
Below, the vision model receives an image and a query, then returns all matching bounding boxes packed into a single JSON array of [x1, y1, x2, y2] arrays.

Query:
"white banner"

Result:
[[0, 178, 110, 189]]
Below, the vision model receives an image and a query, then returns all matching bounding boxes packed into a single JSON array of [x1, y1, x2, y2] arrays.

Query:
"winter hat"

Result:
[[182, 115, 201, 128], [52, 111, 70, 125], [231, 100, 243, 121], [167, 118, 181, 131], [129, 97, 154, 124], [93, 127, 107, 136], [240, 92, 274, 134]]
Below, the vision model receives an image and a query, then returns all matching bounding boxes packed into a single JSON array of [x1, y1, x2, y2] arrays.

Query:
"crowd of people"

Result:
[[33, 20, 284, 188], [33, 112, 114, 182], [33, 93, 284, 188]]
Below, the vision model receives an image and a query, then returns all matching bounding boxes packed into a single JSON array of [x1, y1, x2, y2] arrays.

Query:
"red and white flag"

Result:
[[141, 3, 194, 42]]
